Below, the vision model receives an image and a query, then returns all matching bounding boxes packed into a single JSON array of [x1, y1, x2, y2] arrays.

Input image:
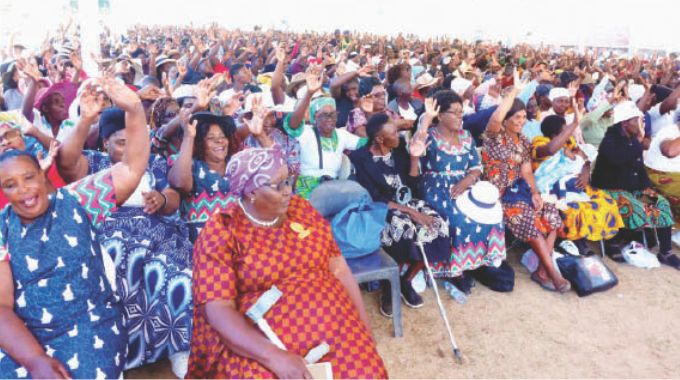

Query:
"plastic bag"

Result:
[[556, 255, 618, 297], [331, 199, 388, 259]]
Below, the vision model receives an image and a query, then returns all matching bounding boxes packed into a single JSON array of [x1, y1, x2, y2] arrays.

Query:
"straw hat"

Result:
[[415, 72, 438, 90]]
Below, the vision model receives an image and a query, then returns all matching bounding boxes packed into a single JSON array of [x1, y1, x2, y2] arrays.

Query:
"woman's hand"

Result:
[[531, 192, 543, 210], [359, 95, 374, 113], [409, 210, 436, 229], [267, 350, 312, 379], [97, 75, 141, 112], [305, 65, 324, 95], [423, 97, 440, 120], [449, 176, 474, 199], [37, 141, 60, 171], [180, 108, 197, 140], [25, 355, 71, 379], [79, 84, 108, 122], [245, 95, 266, 136], [142, 190, 165, 214]]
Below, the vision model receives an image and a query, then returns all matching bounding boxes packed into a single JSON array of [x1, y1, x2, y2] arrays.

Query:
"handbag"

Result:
[[556, 255, 618, 297], [471, 260, 515, 292], [330, 198, 388, 259]]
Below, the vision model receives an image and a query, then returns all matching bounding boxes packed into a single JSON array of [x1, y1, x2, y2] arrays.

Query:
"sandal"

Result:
[[555, 280, 572, 293], [530, 272, 556, 292]]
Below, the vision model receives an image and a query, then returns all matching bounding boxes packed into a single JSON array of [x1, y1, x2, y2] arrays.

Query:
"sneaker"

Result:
[[401, 277, 424, 308], [658, 252, 680, 271], [379, 288, 393, 318]]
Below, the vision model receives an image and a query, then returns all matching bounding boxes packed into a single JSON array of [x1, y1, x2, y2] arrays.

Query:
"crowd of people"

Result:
[[1, 22, 680, 379]]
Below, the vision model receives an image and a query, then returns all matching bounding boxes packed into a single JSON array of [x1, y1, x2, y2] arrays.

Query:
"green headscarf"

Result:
[[309, 97, 336, 125]]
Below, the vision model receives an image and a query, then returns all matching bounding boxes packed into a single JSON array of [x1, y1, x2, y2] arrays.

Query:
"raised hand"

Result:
[[244, 95, 266, 136], [38, 140, 60, 171], [96, 74, 141, 112], [423, 97, 440, 119], [357, 64, 376, 77], [176, 60, 188, 78], [567, 80, 579, 98], [305, 65, 324, 94], [79, 84, 107, 121], [194, 79, 216, 110], [359, 95, 374, 113], [275, 46, 287, 63]]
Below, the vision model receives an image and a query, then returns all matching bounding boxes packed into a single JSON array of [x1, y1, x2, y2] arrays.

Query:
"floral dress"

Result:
[[0, 170, 126, 379], [483, 131, 562, 242], [84, 151, 193, 370], [530, 137, 624, 241], [422, 129, 507, 277], [187, 196, 388, 379], [168, 155, 236, 242]]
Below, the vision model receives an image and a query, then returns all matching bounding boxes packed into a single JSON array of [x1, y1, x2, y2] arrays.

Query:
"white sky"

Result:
[[2, 0, 679, 51]]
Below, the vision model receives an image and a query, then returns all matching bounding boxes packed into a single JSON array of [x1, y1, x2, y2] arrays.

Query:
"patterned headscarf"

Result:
[[150, 97, 178, 130], [226, 148, 286, 198], [309, 97, 336, 125]]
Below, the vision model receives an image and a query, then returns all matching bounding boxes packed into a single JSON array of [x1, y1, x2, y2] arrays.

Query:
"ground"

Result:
[[126, 245, 680, 379]]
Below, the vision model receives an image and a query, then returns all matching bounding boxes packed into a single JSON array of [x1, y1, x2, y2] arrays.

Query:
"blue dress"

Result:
[[421, 128, 507, 277], [84, 151, 193, 370], [0, 170, 126, 379]]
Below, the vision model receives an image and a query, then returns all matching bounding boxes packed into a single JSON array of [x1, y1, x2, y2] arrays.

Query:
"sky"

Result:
[[2, 0, 679, 51]]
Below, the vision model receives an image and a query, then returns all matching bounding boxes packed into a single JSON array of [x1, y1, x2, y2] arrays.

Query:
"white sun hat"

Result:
[[612, 101, 643, 125], [455, 181, 503, 225]]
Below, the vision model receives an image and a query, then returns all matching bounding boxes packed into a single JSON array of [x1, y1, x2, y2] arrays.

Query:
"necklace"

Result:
[[238, 199, 280, 227]]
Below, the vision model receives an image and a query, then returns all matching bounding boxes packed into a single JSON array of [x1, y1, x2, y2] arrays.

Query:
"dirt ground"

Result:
[[127, 245, 680, 379]]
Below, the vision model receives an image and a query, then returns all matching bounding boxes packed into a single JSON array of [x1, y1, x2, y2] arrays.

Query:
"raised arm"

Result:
[[167, 109, 196, 194], [486, 85, 522, 136], [270, 46, 288, 105], [535, 99, 583, 158], [99, 76, 151, 206], [287, 67, 323, 131], [56, 85, 105, 182], [660, 134, 680, 159]]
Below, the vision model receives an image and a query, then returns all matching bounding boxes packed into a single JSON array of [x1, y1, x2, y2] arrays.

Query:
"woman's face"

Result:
[[163, 103, 179, 126], [622, 116, 643, 137], [263, 111, 277, 136], [439, 103, 464, 131], [43, 93, 68, 122], [526, 98, 538, 120], [202, 124, 229, 163], [104, 129, 127, 164], [0, 156, 49, 224], [371, 85, 387, 112], [0, 126, 26, 153], [314, 104, 337, 137], [378, 122, 400, 149], [552, 96, 570, 115], [251, 165, 292, 219], [504, 110, 527, 135], [344, 82, 359, 102]]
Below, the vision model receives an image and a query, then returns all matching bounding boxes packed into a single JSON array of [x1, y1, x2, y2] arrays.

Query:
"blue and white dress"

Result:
[[421, 128, 507, 277], [0, 170, 127, 379], [84, 151, 193, 370]]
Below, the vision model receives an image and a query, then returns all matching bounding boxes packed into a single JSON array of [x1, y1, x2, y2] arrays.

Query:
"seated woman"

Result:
[[0, 76, 149, 379], [350, 113, 450, 315], [0, 114, 64, 208], [346, 76, 412, 137], [592, 101, 680, 269], [187, 148, 387, 379], [531, 113, 624, 255], [482, 80, 571, 293], [57, 95, 194, 371], [168, 110, 239, 242], [416, 91, 507, 291], [283, 68, 368, 214], [645, 119, 680, 220]]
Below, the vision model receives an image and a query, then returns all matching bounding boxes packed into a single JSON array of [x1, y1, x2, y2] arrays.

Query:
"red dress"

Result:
[[187, 196, 388, 379]]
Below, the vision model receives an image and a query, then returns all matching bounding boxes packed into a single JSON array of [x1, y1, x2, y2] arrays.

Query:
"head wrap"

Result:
[[226, 148, 287, 198], [309, 97, 336, 124], [99, 108, 126, 140], [548, 87, 570, 102], [34, 81, 78, 111], [150, 97, 178, 130]]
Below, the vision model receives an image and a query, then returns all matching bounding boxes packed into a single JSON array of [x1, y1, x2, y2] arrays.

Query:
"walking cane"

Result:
[[416, 237, 463, 364]]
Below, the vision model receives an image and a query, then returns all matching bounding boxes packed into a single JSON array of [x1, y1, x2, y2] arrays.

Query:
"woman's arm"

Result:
[[205, 300, 312, 379], [167, 115, 196, 194], [486, 85, 521, 136], [660, 136, 680, 159], [287, 68, 324, 131], [520, 160, 543, 210], [271, 47, 287, 106], [0, 262, 70, 379]]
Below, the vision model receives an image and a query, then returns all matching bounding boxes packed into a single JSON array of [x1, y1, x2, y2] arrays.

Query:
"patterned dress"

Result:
[[483, 132, 562, 242], [187, 196, 388, 379], [422, 129, 507, 277], [243, 128, 301, 177], [369, 153, 450, 263], [84, 151, 193, 370], [530, 137, 624, 241], [168, 155, 236, 242], [0, 171, 127, 379]]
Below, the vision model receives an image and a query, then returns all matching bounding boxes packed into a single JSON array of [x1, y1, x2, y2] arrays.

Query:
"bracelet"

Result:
[[159, 192, 168, 211]]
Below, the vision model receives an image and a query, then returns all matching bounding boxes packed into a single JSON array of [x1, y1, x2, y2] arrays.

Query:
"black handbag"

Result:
[[471, 261, 515, 292], [556, 255, 618, 297]]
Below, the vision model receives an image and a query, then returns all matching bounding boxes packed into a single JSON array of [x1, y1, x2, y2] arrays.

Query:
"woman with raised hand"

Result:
[[0, 75, 149, 379], [56, 84, 194, 372], [482, 72, 571, 293]]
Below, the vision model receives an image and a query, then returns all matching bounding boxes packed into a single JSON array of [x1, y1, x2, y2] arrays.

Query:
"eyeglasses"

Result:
[[441, 110, 464, 119], [369, 91, 386, 98], [316, 111, 338, 120], [0, 129, 21, 144], [264, 176, 295, 192]]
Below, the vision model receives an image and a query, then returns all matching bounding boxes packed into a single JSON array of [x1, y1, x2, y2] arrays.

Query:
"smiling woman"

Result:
[[0, 75, 149, 379]]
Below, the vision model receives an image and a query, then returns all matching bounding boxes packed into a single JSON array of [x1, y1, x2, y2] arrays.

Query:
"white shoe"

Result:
[[169, 351, 190, 379]]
